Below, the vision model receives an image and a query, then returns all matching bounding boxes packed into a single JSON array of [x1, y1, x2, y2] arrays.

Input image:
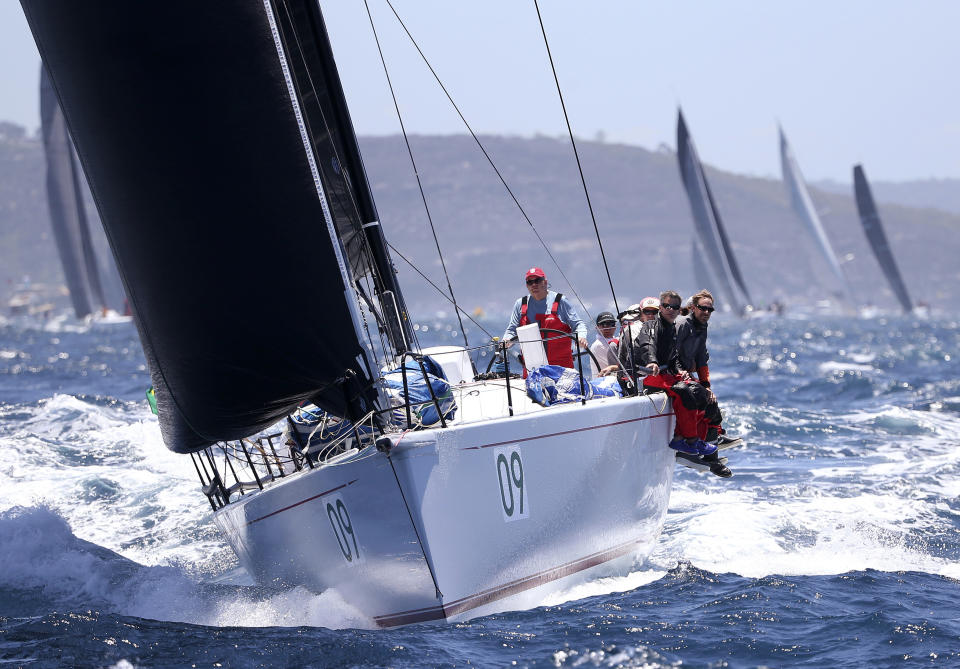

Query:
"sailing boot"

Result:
[[693, 439, 718, 456], [668, 437, 700, 455], [702, 450, 733, 478], [715, 433, 741, 447]]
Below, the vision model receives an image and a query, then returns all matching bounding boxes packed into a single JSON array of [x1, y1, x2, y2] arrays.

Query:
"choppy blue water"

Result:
[[1, 311, 959, 668]]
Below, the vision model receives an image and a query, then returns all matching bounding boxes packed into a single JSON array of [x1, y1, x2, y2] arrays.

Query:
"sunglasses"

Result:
[[525, 277, 544, 285], [696, 305, 715, 313], [597, 321, 616, 327], [642, 309, 659, 315], [662, 303, 682, 310]]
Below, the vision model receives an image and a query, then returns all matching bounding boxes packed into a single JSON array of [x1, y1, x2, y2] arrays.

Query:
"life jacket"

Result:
[[519, 293, 574, 368]]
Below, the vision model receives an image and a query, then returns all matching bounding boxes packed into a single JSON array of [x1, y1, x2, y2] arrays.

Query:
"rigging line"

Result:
[[387, 241, 495, 340], [363, 0, 469, 350], [381, 0, 591, 317], [533, 0, 619, 319]]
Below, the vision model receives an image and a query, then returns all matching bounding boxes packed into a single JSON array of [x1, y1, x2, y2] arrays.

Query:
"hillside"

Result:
[[2, 127, 958, 322], [359, 134, 959, 317], [814, 177, 960, 216]]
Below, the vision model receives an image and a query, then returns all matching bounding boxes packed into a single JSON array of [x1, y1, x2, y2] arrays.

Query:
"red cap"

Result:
[[525, 267, 546, 280]]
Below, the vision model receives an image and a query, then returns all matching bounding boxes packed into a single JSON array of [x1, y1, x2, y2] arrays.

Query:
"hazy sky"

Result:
[[4, 1, 958, 182]]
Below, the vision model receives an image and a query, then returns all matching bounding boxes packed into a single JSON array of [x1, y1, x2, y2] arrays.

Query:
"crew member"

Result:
[[589, 311, 619, 376], [626, 290, 723, 467], [676, 289, 737, 448], [617, 297, 659, 381], [503, 267, 588, 369]]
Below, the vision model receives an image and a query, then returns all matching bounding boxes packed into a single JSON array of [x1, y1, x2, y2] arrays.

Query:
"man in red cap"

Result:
[[503, 267, 588, 369]]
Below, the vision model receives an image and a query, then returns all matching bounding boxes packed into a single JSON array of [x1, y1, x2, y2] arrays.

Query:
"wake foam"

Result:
[[656, 402, 960, 583], [0, 506, 374, 630]]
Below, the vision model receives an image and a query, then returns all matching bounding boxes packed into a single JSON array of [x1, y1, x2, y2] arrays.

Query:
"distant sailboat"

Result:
[[779, 127, 854, 304], [853, 164, 913, 313], [40, 65, 102, 319], [40, 65, 129, 320], [676, 109, 752, 313]]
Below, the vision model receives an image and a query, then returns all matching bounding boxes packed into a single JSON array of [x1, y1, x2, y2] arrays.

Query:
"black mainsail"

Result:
[[690, 236, 716, 296], [779, 127, 853, 303], [23, 1, 411, 452], [853, 164, 913, 313], [676, 109, 752, 312], [40, 65, 106, 319]]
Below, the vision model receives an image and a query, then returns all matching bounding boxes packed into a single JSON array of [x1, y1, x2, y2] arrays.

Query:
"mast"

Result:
[[22, 0, 409, 452], [779, 127, 854, 304], [853, 164, 913, 313], [676, 109, 751, 312]]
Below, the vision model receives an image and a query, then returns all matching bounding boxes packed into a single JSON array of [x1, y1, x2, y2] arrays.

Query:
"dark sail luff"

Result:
[[40, 65, 95, 319], [853, 164, 913, 313], [779, 127, 853, 302], [676, 109, 748, 312], [271, 0, 412, 351], [22, 1, 402, 452]]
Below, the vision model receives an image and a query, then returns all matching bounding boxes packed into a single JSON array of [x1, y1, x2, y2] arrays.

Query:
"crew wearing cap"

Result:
[[638, 296, 660, 322], [617, 297, 660, 379], [503, 267, 588, 369], [589, 311, 620, 376], [618, 303, 642, 328]]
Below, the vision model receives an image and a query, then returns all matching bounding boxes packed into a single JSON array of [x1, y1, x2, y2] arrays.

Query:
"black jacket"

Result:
[[629, 315, 679, 375], [674, 314, 709, 374]]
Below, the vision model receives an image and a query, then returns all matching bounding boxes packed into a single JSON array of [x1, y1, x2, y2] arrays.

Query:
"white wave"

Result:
[[0, 395, 223, 571], [818, 360, 875, 374], [654, 403, 960, 583], [207, 585, 372, 630], [537, 566, 667, 608], [0, 505, 374, 630]]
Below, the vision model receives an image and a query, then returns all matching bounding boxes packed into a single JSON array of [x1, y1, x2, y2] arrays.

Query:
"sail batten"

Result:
[[23, 1, 404, 452], [853, 164, 913, 313]]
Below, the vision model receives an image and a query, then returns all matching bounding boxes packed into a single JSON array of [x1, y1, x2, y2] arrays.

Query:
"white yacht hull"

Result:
[[213, 389, 675, 626]]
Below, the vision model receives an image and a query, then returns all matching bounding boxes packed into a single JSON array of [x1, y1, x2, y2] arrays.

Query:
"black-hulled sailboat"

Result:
[[676, 109, 753, 313], [853, 164, 913, 313], [22, 0, 676, 626], [779, 127, 854, 305]]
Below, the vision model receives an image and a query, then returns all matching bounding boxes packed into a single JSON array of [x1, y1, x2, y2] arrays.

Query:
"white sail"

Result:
[[779, 127, 854, 304]]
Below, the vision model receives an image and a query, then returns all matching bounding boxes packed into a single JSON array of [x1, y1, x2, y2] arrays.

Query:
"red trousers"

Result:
[[643, 373, 707, 439]]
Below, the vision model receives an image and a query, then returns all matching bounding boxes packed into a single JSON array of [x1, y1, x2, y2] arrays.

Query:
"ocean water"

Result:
[[1, 312, 959, 668]]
